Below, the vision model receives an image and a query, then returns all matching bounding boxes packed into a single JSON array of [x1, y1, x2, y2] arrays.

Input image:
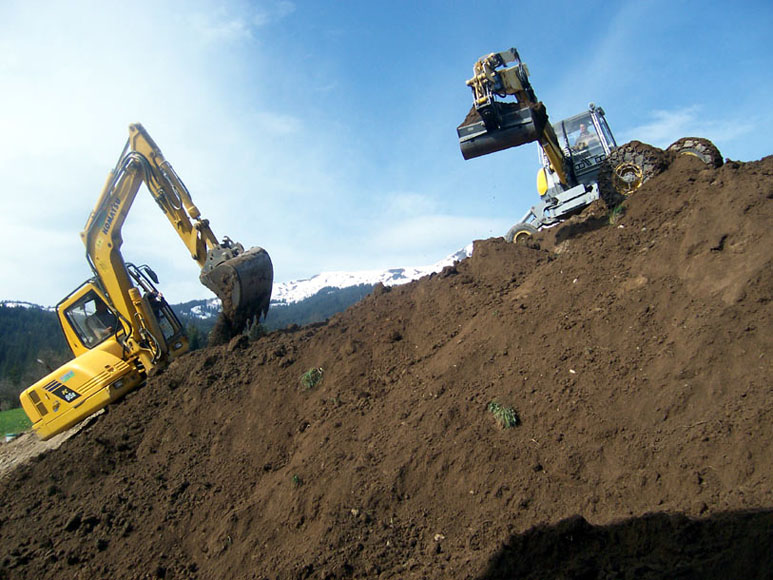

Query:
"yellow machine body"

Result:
[[20, 123, 271, 440], [20, 343, 144, 441], [20, 280, 189, 440]]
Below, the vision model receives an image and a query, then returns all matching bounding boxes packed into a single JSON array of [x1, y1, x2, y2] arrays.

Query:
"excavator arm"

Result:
[[458, 48, 570, 186], [19, 123, 272, 440], [82, 123, 273, 337]]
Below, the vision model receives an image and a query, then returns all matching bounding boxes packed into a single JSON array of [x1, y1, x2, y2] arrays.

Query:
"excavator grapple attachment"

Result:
[[200, 246, 273, 333], [457, 102, 547, 160]]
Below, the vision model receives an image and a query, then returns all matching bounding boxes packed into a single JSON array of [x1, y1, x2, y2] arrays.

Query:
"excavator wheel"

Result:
[[597, 141, 670, 208], [505, 222, 538, 245], [667, 137, 723, 168]]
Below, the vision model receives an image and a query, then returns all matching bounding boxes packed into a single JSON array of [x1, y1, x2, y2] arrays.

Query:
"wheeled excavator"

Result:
[[457, 48, 723, 242], [19, 124, 273, 440]]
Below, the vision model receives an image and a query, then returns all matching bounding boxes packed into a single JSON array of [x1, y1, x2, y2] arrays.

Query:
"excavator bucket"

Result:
[[457, 102, 547, 160], [200, 246, 273, 333]]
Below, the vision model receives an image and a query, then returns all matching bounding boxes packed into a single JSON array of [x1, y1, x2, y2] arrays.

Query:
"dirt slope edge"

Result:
[[0, 154, 771, 579]]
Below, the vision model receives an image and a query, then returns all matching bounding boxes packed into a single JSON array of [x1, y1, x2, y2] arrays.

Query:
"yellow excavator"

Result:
[[19, 124, 273, 440], [457, 48, 723, 242]]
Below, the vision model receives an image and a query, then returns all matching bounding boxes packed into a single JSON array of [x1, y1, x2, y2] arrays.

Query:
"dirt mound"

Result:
[[1, 154, 772, 579]]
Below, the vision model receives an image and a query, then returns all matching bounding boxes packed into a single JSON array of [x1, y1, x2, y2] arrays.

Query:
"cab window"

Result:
[[568, 121, 599, 151], [65, 293, 117, 348]]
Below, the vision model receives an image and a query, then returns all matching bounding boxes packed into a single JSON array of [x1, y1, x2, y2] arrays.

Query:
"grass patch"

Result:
[[245, 319, 267, 341], [487, 401, 520, 429], [608, 204, 626, 225], [0, 408, 31, 434], [300, 367, 324, 390]]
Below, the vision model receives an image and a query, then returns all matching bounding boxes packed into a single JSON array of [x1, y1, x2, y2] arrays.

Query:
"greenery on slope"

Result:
[[0, 304, 71, 411]]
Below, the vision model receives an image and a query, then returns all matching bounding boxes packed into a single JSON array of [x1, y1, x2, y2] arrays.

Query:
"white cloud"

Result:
[[621, 106, 756, 149], [384, 192, 438, 217], [182, 1, 297, 42], [253, 1, 296, 27], [187, 12, 254, 43], [374, 214, 509, 253], [253, 111, 304, 136]]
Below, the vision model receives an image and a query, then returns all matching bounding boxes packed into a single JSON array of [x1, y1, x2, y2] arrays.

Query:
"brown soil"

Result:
[[1, 154, 772, 579], [458, 101, 528, 129], [0, 420, 91, 481], [460, 104, 483, 127]]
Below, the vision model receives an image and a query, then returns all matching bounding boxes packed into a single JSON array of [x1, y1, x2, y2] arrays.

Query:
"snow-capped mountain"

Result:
[[271, 243, 474, 306], [2, 246, 476, 324], [0, 300, 54, 311], [181, 244, 474, 320]]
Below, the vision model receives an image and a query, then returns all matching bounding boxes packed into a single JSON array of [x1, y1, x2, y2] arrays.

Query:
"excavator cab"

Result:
[[63, 290, 120, 350], [56, 283, 128, 358], [20, 265, 188, 441], [58, 265, 187, 360], [542, 105, 617, 190]]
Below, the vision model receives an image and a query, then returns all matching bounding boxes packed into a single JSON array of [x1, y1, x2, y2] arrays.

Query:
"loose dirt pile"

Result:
[[1, 154, 771, 579]]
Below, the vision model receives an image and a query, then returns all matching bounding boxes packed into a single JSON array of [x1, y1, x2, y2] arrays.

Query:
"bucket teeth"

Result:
[[200, 246, 273, 333]]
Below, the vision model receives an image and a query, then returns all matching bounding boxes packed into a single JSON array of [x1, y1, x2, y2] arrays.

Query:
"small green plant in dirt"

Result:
[[291, 474, 303, 487], [487, 401, 520, 429], [300, 367, 324, 390], [244, 318, 267, 341], [0, 408, 31, 435], [608, 204, 626, 226]]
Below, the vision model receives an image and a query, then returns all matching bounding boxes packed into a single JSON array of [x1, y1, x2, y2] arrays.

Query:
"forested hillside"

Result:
[[0, 305, 70, 410], [264, 284, 375, 329]]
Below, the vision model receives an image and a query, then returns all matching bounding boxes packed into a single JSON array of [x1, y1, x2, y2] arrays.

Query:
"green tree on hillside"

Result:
[[0, 305, 71, 409]]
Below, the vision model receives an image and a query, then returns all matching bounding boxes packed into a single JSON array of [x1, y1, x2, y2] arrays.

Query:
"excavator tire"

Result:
[[667, 137, 723, 168], [597, 141, 670, 208], [505, 222, 538, 245]]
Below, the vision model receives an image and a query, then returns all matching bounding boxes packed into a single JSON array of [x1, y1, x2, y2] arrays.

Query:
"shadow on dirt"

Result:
[[553, 214, 611, 245], [479, 509, 773, 580]]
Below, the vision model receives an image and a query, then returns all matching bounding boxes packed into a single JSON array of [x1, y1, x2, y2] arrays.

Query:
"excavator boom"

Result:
[[84, 123, 273, 335], [20, 123, 273, 440]]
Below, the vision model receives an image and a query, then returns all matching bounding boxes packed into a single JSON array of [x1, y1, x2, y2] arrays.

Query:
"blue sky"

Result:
[[1, 0, 771, 306]]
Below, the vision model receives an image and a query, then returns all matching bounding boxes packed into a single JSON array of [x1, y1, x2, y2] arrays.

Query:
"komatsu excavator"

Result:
[[19, 124, 273, 440], [457, 48, 722, 242]]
